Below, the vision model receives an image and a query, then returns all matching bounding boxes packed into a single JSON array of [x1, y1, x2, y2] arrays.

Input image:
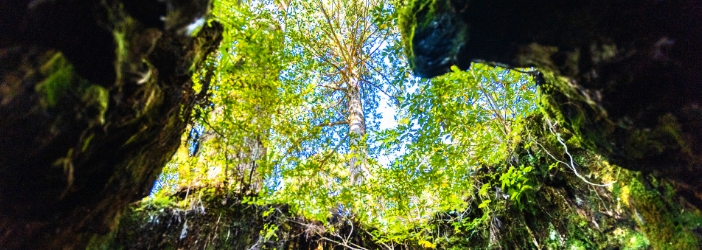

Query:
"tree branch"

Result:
[[360, 77, 399, 105], [316, 120, 348, 127], [317, 84, 344, 91]]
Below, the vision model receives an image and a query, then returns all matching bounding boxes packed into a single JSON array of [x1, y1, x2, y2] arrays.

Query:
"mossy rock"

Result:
[[0, 0, 223, 248]]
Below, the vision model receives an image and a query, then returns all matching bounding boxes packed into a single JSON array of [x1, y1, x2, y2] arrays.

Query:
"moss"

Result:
[[34, 52, 109, 124], [398, 0, 466, 72], [512, 118, 700, 249], [654, 114, 692, 156], [81, 84, 110, 125], [535, 64, 700, 248], [615, 172, 702, 249], [622, 231, 650, 250], [566, 239, 587, 250], [82, 133, 95, 152], [620, 114, 691, 162], [515, 44, 560, 73], [537, 73, 579, 128], [537, 71, 617, 156], [398, 0, 433, 64], [35, 53, 77, 108]]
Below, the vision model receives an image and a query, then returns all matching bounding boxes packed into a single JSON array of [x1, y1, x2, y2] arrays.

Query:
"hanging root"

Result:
[[544, 119, 615, 187]]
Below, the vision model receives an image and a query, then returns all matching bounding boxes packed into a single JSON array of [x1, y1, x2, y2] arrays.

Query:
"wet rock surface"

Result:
[[402, 0, 702, 207], [0, 0, 222, 248]]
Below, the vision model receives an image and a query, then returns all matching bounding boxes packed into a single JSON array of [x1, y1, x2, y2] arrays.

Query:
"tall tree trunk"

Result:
[[347, 74, 367, 185]]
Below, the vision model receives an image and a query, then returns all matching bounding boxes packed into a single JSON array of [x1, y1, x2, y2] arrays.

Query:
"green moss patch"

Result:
[[35, 53, 77, 108], [624, 173, 702, 249]]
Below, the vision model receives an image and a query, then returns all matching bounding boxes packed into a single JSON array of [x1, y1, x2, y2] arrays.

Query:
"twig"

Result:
[[317, 120, 349, 127]]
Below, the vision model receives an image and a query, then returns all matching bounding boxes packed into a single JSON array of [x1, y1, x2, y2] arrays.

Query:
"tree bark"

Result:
[[347, 74, 367, 185]]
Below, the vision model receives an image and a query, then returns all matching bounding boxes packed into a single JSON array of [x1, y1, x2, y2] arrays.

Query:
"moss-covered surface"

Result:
[[397, 0, 439, 62], [0, 1, 223, 248], [404, 114, 702, 249], [88, 187, 385, 250], [94, 113, 702, 249], [398, 0, 468, 77], [35, 53, 80, 107], [402, 5, 702, 247], [536, 67, 702, 210], [88, 192, 287, 250], [624, 173, 702, 249], [33, 52, 111, 126], [401, 0, 702, 208]]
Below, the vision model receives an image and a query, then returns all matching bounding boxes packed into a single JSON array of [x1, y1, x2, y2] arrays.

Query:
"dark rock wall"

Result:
[[402, 0, 702, 208], [0, 0, 222, 248]]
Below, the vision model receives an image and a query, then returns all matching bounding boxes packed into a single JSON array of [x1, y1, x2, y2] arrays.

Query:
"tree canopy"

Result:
[[153, 0, 543, 246]]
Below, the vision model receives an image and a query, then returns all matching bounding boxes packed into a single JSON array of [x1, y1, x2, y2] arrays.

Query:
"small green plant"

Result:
[[499, 165, 534, 207], [261, 223, 279, 241]]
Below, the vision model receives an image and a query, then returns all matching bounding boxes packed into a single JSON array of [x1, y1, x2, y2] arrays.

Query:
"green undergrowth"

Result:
[[530, 72, 702, 249], [91, 112, 702, 249], [398, 113, 702, 249], [88, 184, 389, 249], [88, 187, 292, 250]]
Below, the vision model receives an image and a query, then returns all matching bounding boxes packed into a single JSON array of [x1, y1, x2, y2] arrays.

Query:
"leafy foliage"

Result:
[[152, 0, 542, 247]]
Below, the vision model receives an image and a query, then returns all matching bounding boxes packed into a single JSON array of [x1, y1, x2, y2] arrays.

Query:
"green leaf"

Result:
[[478, 199, 491, 209]]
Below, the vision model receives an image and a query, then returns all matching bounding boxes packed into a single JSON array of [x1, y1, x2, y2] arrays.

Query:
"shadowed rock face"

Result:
[[402, 0, 702, 206], [0, 0, 221, 248]]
